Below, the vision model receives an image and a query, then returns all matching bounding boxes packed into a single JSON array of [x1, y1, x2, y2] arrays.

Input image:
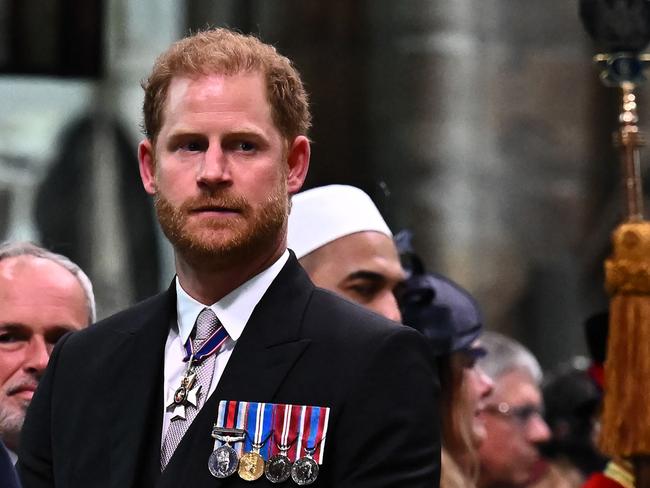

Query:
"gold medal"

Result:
[[237, 402, 273, 481], [237, 450, 265, 481]]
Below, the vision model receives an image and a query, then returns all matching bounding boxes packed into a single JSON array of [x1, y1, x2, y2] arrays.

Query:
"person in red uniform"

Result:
[[581, 312, 635, 488]]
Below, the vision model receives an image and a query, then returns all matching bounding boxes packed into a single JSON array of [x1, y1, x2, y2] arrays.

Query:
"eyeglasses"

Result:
[[483, 402, 544, 427]]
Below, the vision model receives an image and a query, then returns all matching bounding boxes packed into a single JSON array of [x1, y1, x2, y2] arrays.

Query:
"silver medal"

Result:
[[208, 445, 239, 478], [265, 453, 293, 483], [208, 427, 247, 479], [291, 455, 319, 486]]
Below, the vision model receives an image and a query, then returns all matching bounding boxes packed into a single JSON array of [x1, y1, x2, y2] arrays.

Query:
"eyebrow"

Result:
[[0, 323, 27, 329], [224, 128, 268, 138], [165, 131, 206, 144], [344, 271, 387, 283], [168, 125, 268, 138], [0, 322, 79, 331]]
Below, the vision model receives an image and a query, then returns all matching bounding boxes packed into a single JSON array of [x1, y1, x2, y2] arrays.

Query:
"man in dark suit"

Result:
[[0, 241, 93, 480], [19, 28, 440, 487]]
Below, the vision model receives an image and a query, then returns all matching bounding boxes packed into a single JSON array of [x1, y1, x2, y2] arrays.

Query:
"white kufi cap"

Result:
[[288, 185, 393, 259]]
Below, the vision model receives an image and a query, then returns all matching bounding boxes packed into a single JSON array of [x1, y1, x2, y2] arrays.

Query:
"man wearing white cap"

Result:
[[288, 184, 405, 322]]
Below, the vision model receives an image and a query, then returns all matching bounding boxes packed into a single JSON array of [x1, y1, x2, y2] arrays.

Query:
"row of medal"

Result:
[[208, 400, 330, 485]]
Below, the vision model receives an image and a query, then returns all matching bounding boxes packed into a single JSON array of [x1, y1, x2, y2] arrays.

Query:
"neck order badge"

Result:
[[209, 400, 330, 485], [162, 308, 227, 469], [167, 309, 227, 420]]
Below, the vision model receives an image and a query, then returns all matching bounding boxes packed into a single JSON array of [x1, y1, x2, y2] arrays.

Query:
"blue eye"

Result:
[[239, 141, 255, 152], [183, 141, 204, 152]]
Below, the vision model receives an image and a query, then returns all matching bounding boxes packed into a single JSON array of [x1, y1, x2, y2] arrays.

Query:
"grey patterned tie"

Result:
[[161, 308, 222, 469]]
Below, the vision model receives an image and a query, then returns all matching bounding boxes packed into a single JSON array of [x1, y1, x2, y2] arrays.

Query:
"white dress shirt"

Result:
[[161, 250, 289, 444]]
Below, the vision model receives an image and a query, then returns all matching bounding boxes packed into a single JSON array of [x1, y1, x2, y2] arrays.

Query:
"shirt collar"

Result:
[[176, 250, 289, 343], [5, 446, 16, 465]]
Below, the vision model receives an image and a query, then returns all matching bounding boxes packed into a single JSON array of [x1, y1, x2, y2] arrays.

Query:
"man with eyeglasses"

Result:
[[476, 331, 551, 488]]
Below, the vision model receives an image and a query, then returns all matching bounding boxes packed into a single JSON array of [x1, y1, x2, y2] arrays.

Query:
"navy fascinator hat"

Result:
[[396, 232, 484, 357]]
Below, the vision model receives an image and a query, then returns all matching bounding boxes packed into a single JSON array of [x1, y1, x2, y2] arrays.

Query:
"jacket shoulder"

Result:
[[63, 289, 173, 346], [305, 287, 426, 345]]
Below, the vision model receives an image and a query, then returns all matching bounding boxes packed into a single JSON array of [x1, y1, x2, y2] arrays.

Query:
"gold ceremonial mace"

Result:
[[580, 1, 650, 485]]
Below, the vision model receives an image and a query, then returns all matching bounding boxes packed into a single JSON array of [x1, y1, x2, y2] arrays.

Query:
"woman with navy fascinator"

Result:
[[397, 234, 493, 488]]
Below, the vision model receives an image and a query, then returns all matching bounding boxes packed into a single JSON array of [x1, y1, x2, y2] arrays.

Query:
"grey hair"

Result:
[[0, 241, 96, 324], [478, 331, 543, 384]]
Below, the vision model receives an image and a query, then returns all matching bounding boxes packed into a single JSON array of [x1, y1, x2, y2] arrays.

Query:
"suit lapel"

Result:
[[107, 286, 176, 488], [215, 254, 314, 401], [158, 255, 314, 486]]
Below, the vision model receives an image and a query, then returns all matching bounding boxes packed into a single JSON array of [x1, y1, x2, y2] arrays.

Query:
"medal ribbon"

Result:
[[213, 400, 250, 456], [270, 404, 302, 460], [214, 401, 329, 463], [221, 400, 241, 429], [295, 405, 330, 464], [317, 407, 330, 463], [234, 402, 249, 456], [182, 319, 229, 363], [243, 402, 274, 459]]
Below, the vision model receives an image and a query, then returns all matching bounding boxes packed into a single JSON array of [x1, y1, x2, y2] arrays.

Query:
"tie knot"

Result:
[[194, 308, 220, 342]]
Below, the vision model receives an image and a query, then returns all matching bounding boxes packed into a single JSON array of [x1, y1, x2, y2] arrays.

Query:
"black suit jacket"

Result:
[[19, 255, 440, 487], [0, 440, 20, 488]]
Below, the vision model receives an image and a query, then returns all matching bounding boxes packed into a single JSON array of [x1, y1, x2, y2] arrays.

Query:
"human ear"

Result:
[[285, 136, 310, 194], [138, 139, 157, 195]]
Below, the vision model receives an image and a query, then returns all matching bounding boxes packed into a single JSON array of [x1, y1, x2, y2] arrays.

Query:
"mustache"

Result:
[[6, 378, 39, 396], [179, 194, 250, 213]]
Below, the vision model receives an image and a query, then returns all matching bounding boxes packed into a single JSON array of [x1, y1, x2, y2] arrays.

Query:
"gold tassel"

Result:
[[600, 221, 650, 457]]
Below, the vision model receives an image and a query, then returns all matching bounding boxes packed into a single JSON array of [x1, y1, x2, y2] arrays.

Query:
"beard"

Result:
[[154, 180, 289, 270], [0, 377, 34, 451], [0, 402, 24, 452]]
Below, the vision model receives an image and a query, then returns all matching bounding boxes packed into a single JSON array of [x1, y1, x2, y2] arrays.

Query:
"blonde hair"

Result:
[[141, 28, 311, 144], [441, 449, 476, 488], [439, 354, 480, 487]]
